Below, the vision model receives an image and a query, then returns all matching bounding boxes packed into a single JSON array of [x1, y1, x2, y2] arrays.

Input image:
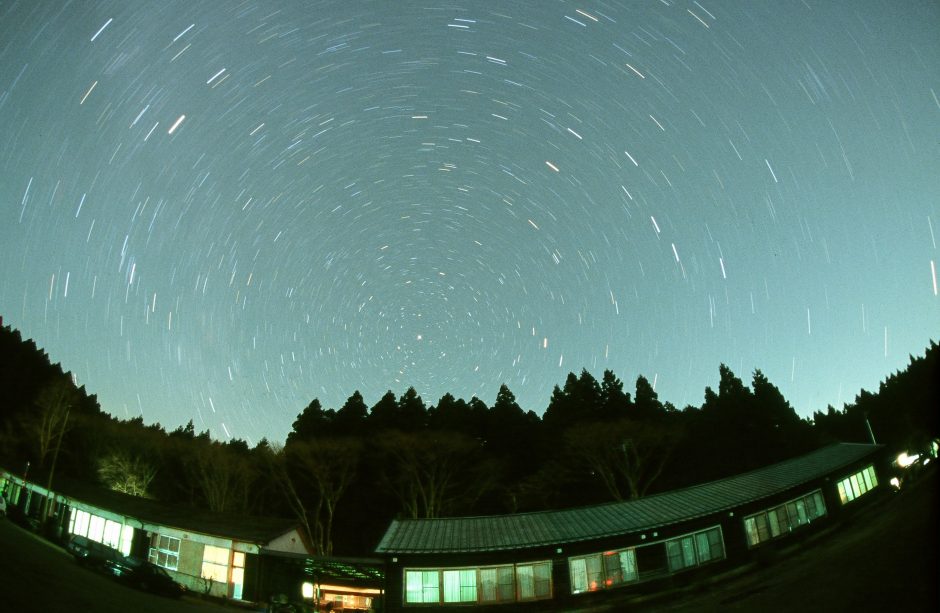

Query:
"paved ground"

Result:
[[0, 519, 251, 613]]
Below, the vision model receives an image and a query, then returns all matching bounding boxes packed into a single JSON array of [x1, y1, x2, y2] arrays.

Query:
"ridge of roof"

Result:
[[375, 442, 882, 554]]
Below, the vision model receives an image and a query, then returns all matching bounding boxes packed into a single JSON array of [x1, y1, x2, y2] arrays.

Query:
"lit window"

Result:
[[88, 515, 105, 543], [404, 561, 551, 605], [516, 561, 551, 600], [744, 490, 828, 547], [103, 520, 122, 549], [70, 509, 91, 537], [666, 526, 725, 572], [837, 465, 878, 506], [405, 570, 439, 604], [201, 545, 230, 583], [480, 566, 514, 603], [443, 569, 476, 603], [120, 524, 134, 556], [569, 548, 637, 595]]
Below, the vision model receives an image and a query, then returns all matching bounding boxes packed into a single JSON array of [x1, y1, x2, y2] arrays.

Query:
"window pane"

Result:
[[804, 494, 817, 518], [666, 540, 683, 571], [88, 516, 105, 542], [103, 520, 121, 548], [795, 500, 808, 524], [442, 570, 460, 603], [744, 517, 760, 546], [813, 491, 826, 517], [850, 475, 861, 497], [460, 569, 477, 602], [569, 559, 587, 594], [603, 552, 621, 587], [756, 514, 771, 542], [619, 549, 637, 582], [585, 554, 602, 591], [682, 537, 696, 567], [481, 568, 497, 602], [767, 509, 780, 537], [423, 571, 440, 603], [707, 528, 724, 560], [405, 571, 423, 603], [204, 545, 229, 565], [497, 566, 514, 601], [866, 466, 878, 487], [533, 562, 552, 599], [517, 565, 534, 599], [695, 532, 711, 562]]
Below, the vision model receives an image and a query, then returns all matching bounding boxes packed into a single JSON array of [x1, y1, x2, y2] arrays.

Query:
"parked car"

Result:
[[66, 534, 123, 570], [0, 495, 7, 518], [105, 555, 185, 598]]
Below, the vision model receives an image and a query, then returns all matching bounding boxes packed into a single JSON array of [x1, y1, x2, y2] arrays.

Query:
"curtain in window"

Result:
[[533, 562, 552, 598], [619, 549, 637, 582], [517, 565, 534, 599], [497, 566, 514, 601], [569, 558, 588, 593], [443, 570, 460, 602]]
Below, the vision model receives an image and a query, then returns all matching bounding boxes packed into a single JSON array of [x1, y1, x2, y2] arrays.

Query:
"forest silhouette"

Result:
[[0, 323, 936, 556]]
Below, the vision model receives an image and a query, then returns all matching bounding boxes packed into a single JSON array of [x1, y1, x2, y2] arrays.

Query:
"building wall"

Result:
[[266, 528, 308, 555], [380, 455, 889, 612]]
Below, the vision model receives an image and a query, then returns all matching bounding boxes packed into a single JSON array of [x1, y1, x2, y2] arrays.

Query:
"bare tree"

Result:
[[260, 440, 359, 557], [97, 451, 157, 497], [286, 439, 360, 556], [28, 374, 78, 469], [185, 442, 254, 513], [261, 443, 316, 555], [567, 419, 679, 501], [379, 430, 484, 519], [29, 375, 78, 519]]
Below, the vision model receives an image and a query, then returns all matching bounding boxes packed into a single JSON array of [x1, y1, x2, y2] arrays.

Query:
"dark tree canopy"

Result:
[[0, 323, 935, 557]]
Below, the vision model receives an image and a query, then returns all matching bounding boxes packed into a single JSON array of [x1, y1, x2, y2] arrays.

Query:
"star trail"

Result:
[[1, 1, 937, 444]]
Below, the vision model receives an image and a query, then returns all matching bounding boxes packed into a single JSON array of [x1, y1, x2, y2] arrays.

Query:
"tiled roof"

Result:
[[375, 443, 881, 554]]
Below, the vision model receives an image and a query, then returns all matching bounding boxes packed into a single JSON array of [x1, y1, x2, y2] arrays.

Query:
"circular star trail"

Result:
[[1, 1, 938, 443]]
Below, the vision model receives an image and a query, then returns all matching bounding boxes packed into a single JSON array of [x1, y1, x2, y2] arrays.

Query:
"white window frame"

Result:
[[148, 534, 181, 571]]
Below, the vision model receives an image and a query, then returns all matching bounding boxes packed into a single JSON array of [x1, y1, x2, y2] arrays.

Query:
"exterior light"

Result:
[[301, 582, 315, 600], [889, 477, 901, 489], [896, 452, 920, 468]]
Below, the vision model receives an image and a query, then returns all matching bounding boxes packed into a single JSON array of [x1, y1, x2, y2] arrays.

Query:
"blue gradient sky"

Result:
[[1, 1, 937, 444]]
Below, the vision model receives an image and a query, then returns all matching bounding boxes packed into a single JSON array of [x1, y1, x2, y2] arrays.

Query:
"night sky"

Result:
[[1, 1, 937, 445]]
